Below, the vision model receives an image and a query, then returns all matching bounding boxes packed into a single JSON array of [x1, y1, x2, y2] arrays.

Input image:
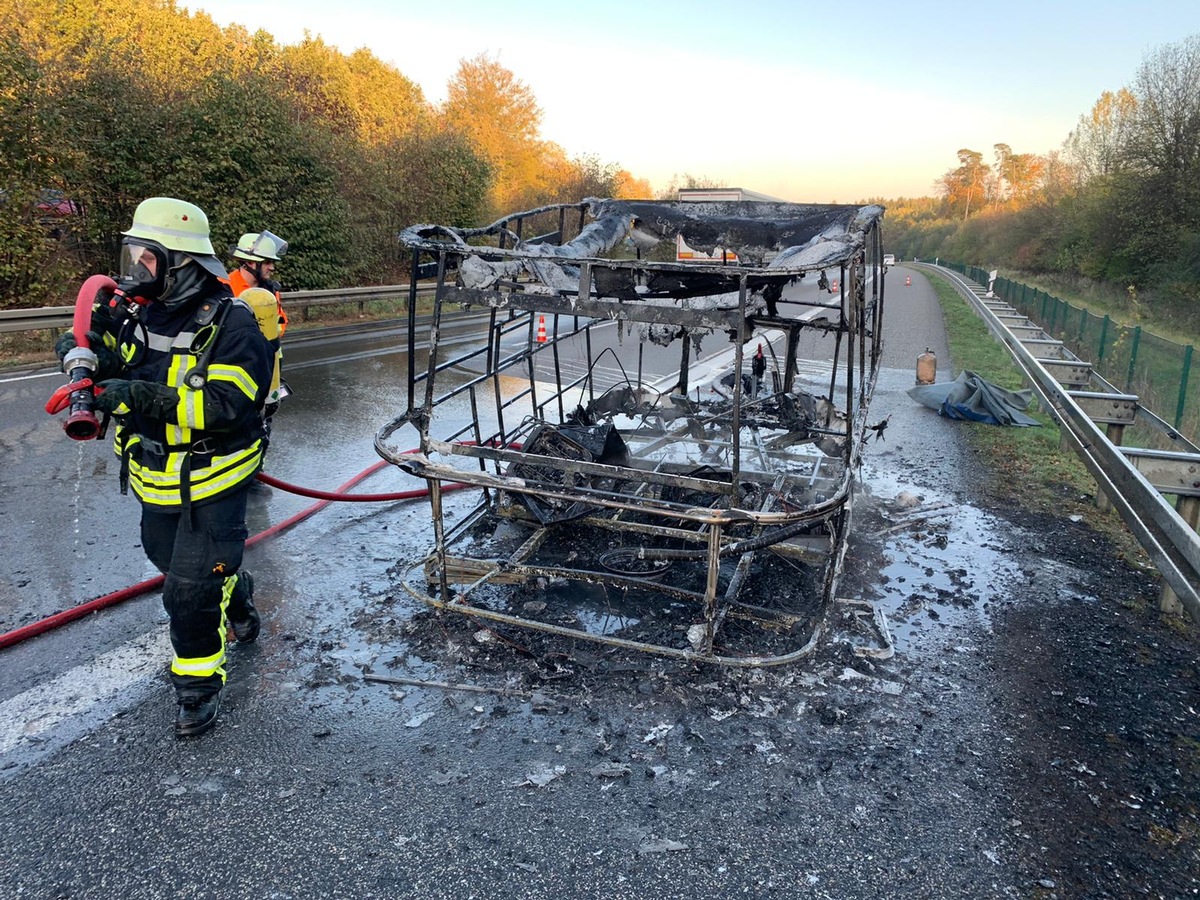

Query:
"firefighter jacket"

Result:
[[96, 287, 273, 510]]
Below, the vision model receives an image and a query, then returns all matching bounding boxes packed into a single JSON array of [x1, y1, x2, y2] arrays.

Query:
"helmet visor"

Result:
[[247, 230, 288, 260], [118, 240, 168, 300]]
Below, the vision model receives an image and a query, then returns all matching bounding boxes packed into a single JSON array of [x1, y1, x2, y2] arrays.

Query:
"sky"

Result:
[[189, 0, 1196, 203]]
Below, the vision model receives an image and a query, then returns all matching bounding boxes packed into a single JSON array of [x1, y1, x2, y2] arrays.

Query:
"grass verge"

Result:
[[929, 271, 1148, 563]]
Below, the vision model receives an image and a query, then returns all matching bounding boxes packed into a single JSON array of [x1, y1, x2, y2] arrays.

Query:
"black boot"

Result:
[[175, 693, 220, 738], [228, 571, 260, 643]]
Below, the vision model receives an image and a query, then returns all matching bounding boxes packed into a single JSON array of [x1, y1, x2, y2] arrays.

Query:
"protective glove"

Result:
[[94, 380, 179, 420], [55, 332, 122, 380], [53, 331, 76, 362]]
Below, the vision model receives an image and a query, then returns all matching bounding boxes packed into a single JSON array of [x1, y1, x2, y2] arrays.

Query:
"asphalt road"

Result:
[[6, 267, 1173, 900]]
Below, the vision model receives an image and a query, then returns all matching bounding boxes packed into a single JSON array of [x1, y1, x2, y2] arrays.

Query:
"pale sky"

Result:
[[190, 0, 1195, 202]]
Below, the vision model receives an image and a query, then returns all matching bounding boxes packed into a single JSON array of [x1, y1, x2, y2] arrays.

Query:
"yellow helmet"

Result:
[[122, 197, 215, 256], [233, 231, 288, 262]]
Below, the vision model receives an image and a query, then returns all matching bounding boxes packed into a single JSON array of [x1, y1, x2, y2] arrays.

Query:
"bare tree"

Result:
[[991, 143, 1012, 204], [1064, 88, 1138, 183], [1124, 35, 1200, 180]]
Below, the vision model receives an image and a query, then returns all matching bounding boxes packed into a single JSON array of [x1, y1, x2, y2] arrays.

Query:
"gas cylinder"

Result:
[[916, 348, 937, 385]]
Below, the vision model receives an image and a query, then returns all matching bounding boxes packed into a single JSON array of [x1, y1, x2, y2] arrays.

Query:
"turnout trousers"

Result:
[[141, 485, 253, 703]]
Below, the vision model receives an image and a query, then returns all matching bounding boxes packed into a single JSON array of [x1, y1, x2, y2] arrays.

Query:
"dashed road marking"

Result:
[[0, 628, 170, 778]]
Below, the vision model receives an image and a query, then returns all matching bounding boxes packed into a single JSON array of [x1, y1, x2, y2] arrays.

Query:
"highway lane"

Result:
[[0, 267, 975, 900], [0, 275, 857, 698]]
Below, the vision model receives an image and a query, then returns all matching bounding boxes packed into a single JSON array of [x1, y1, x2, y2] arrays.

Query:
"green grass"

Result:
[[992, 274, 1198, 446], [929, 271, 1146, 558]]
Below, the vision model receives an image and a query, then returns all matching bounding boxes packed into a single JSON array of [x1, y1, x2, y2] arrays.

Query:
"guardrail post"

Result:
[[1175, 345, 1193, 429], [1160, 496, 1200, 615]]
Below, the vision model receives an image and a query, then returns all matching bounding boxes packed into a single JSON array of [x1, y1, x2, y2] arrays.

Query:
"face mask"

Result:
[[117, 240, 168, 303]]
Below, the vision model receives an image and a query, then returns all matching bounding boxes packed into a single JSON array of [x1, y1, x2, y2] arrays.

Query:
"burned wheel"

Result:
[[598, 547, 674, 579]]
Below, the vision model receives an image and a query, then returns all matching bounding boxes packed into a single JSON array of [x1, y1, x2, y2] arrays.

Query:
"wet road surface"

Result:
[[2, 269, 1188, 899]]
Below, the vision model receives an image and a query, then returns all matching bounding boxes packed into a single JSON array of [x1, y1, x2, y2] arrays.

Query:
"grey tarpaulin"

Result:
[[908, 370, 1041, 426]]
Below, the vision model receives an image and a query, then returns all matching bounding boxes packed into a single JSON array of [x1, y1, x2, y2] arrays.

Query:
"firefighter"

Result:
[[229, 231, 289, 430], [85, 198, 272, 737]]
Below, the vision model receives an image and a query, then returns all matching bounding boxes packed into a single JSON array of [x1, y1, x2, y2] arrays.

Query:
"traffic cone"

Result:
[[905, 275, 912, 286], [831, 278, 839, 292], [536, 315, 547, 343]]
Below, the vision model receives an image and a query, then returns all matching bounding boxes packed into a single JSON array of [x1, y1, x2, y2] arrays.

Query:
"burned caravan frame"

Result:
[[376, 197, 886, 666]]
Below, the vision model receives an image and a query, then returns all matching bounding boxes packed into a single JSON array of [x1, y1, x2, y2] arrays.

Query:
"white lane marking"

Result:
[[0, 629, 170, 770], [0, 368, 61, 384]]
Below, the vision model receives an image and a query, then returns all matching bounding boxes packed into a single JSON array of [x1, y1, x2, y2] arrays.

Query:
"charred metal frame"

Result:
[[377, 198, 886, 665]]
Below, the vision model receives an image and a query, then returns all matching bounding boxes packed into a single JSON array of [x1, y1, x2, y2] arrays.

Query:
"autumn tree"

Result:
[[612, 170, 653, 199], [0, 0, 656, 303], [543, 152, 622, 203], [938, 149, 990, 220], [442, 53, 545, 215], [0, 33, 70, 302]]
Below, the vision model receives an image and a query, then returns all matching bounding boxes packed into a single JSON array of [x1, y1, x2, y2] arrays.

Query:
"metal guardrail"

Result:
[[0, 283, 436, 334], [922, 264, 1200, 621], [0, 307, 73, 334]]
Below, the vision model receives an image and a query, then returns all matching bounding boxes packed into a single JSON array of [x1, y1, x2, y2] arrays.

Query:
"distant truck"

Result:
[[883, 253, 895, 267], [675, 188, 784, 263]]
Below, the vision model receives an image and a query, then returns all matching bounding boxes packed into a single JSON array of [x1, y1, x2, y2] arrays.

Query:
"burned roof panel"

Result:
[[398, 198, 884, 273], [589, 198, 883, 266]]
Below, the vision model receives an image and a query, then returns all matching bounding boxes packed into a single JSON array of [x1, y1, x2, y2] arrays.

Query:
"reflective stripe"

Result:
[[167, 355, 189, 389], [220, 574, 236, 633], [171, 645, 226, 679], [135, 220, 207, 243], [146, 330, 197, 353], [207, 363, 258, 401], [181, 388, 204, 429], [164, 355, 205, 431], [165, 421, 188, 462], [112, 428, 137, 453], [129, 442, 263, 507]]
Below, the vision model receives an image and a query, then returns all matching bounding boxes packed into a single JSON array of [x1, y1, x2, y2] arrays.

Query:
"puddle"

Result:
[[539, 579, 642, 636], [853, 467, 1023, 656]]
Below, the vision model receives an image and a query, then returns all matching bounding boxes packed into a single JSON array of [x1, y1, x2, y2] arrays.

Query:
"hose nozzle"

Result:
[[57, 346, 101, 441]]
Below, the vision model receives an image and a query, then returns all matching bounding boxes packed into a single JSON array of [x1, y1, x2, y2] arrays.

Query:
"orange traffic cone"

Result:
[[536, 315, 547, 343], [905, 275, 912, 286], [831, 278, 839, 292]]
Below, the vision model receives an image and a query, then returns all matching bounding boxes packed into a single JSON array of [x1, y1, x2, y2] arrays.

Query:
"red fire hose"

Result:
[[60, 275, 118, 441], [0, 459, 469, 651]]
